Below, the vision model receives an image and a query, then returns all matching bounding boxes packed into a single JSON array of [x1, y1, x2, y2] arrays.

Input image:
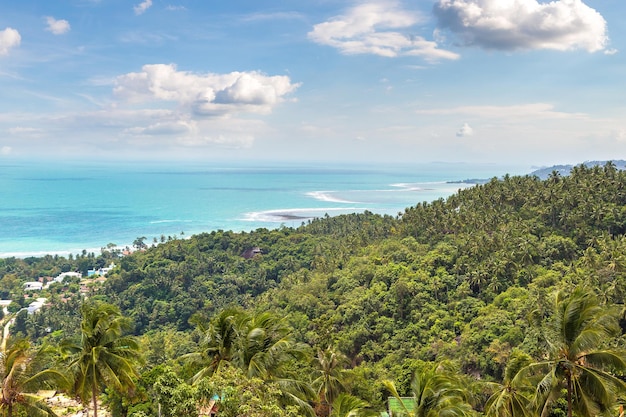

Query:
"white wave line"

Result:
[[305, 191, 359, 203]]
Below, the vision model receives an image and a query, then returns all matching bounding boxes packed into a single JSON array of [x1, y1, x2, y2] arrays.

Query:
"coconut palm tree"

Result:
[[329, 393, 378, 417], [383, 362, 473, 417], [311, 347, 349, 416], [0, 338, 66, 417], [62, 301, 141, 417], [186, 308, 241, 384], [484, 351, 535, 417], [529, 287, 626, 417], [188, 309, 314, 416], [232, 311, 308, 380]]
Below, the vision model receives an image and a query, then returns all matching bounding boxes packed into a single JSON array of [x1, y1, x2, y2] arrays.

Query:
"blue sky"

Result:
[[0, 0, 625, 165]]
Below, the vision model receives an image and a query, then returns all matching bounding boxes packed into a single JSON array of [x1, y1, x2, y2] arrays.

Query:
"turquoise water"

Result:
[[0, 160, 528, 257]]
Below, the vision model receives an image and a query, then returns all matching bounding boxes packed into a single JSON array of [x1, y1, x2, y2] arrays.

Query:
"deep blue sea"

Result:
[[0, 160, 528, 257]]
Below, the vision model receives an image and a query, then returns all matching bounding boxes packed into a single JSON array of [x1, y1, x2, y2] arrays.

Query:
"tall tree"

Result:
[[186, 308, 241, 384], [529, 287, 626, 417], [311, 347, 349, 417], [187, 309, 314, 416], [234, 311, 309, 380], [0, 338, 65, 417], [63, 301, 141, 417], [329, 393, 378, 417], [484, 351, 535, 417], [384, 362, 473, 417]]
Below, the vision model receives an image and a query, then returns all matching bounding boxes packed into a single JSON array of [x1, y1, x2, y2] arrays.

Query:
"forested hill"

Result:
[[529, 159, 626, 179], [4, 162, 626, 416], [100, 163, 625, 368]]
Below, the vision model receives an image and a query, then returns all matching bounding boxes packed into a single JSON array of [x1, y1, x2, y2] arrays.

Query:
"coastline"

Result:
[[0, 161, 528, 259]]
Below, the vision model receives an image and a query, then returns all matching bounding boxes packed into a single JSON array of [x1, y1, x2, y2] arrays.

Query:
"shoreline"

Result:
[[0, 162, 527, 260]]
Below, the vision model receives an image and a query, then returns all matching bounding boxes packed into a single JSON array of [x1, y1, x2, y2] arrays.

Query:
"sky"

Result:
[[0, 0, 625, 166]]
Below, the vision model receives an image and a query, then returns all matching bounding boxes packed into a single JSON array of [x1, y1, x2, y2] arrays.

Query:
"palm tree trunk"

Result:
[[566, 373, 572, 417], [93, 383, 98, 417], [7, 403, 12, 417]]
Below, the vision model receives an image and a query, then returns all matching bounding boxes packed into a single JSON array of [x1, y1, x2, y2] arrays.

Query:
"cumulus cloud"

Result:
[[134, 0, 153, 15], [114, 64, 300, 116], [433, 0, 609, 52], [0, 28, 21, 55], [45, 17, 71, 35], [456, 122, 474, 137], [308, 2, 459, 61]]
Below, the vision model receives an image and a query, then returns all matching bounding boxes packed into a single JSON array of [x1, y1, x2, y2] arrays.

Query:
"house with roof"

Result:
[[24, 281, 43, 291], [242, 247, 263, 259], [54, 271, 82, 283], [27, 298, 47, 314], [87, 263, 115, 277]]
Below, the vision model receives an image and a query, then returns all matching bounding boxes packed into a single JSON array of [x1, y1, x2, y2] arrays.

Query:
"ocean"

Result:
[[0, 160, 528, 258]]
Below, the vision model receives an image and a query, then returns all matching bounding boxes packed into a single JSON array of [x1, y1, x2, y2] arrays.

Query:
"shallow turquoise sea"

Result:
[[0, 160, 528, 257]]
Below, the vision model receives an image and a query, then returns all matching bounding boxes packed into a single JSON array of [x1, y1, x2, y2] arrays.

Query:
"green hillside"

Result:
[[1, 162, 625, 417]]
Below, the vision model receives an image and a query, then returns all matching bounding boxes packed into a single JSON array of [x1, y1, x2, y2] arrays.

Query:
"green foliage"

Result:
[[4, 163, 626, 416], [529, 287, 626, 417], [383, 361, 474, 417], [0, 338, 66, 417], [196, 365, 301, 417], [62, 300, 142, 417]]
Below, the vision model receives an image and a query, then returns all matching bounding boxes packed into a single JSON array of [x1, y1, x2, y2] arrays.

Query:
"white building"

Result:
[[87, 263, 115, 277], [27, 298, 47, 314], [54, 271, 82, 283], [24, 281, 43, 291]]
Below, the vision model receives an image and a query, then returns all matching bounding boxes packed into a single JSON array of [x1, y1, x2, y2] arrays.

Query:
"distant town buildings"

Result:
[[22, 265, 115, 292], [87, 263, 115, 277], [27, 298, 47, 314], [24, 281, 44, 291]]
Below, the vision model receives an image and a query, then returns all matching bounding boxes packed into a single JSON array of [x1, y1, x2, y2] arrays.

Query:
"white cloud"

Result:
[[433, 0, 609, 52], [416, 103, 588, 120], [45, 17, 71, 35], [242, 12, 304, 22], [177, 134, 254, 148], [456, 122, 474, 137], [8, 126, 44, 137], [0, 146, 12, 155], [124, 120, 196, 136], [165, 5, 187, 11], [114, 64, 300, 116], [134, 0, 153, 15], [308, 2, 459, 61], [0, 28, 21, 56]]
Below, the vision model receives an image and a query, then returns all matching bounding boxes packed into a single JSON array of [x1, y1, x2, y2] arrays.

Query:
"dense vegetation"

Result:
[[1, 162, 626, 417]]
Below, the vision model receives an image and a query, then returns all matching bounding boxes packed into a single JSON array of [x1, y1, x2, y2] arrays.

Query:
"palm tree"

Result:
[[62, 301, 141, 417], [329, 393, 378, 417], [186, 308, 241, 384], [233, 311, 308, 380], [484, 352, 535, 417], [529, 287, 626, 417], [187, 309, 314, 416], [0, 338, 66, 417], [311, 347, 349, 416], [383, 362, 473, 417]]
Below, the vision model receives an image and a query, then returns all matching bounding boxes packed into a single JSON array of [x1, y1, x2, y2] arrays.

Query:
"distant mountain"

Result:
[[529, 160, 626, 180], [449, 160, 626, 185]]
